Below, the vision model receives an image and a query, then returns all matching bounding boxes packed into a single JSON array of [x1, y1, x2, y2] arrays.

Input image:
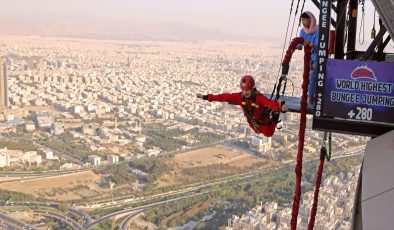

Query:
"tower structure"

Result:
[[0, 58, 8, 111]]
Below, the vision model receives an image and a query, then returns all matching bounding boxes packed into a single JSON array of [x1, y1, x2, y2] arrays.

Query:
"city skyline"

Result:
[[0, 35, 367, 229], [0, 0, 384, 47], [0, 0, 390, 229]]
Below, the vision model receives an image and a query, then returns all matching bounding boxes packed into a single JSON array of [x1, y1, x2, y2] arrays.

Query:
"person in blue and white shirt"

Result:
[[297, 11, 319, 104]]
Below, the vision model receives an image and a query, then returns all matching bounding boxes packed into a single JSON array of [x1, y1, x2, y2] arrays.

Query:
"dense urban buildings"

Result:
[[0, 35, 366, 229], [226, 167, 360, 230]]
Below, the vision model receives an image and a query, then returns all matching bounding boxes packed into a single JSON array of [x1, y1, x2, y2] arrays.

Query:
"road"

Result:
[[0, 168, 91, 180], [0, 150, 364, 229], [35, 210, 82, 230], [68, 207, 91, 228], [86, 148, 365, 209], [0, 220, 15, 230], [1, 202, 85, 230], [119, 210, 144, 230], [87, 149, 364, 228], [87, 191, 209, 229], [0, 213, 37, 230]]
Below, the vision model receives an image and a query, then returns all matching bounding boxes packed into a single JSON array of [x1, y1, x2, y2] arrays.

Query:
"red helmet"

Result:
[[240, 75, 255, 90]]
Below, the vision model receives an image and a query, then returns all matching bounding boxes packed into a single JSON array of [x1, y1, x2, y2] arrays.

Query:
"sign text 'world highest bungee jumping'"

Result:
[[314, 0, 331, 118], [324, 59, 394, 124]]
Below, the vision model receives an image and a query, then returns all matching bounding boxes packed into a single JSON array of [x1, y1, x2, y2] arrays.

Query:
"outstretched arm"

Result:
[[196, 92, 241, 104]]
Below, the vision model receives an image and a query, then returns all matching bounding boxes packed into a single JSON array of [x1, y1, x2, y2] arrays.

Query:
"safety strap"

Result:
[[241, 89, 278, 129], [289, 37, 311, 230], [307, 131, 328, 229]]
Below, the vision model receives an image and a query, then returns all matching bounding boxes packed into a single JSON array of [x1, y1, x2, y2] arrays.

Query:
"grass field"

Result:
[[0, 171, 101, 201], [158, 145, 271, 187], [172, 146, 265, 168], [0, 146, 272, 201]]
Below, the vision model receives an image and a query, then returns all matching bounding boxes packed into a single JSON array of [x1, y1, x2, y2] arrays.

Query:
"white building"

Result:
[[86, 104, 96, 112], [60, 162, 81, 170], [0, 148, 9, 167], [249, 136, 272, 154], [82, 123, 97, 135], [71, 105, 83, 114], [34, 111, 53, 129], [24, 121, 36, 132], [43, 150, 53, 159], [135, 135, 146, 143], [51, 123, 64, 135], [22, 151, 42, 165], [88, 155, 101, 166], [107, 154, 119, 163], [6, 114, 15, 121]]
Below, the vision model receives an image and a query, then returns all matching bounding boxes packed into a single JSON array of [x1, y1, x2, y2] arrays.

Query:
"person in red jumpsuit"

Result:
[[197, 75, 287, 137]]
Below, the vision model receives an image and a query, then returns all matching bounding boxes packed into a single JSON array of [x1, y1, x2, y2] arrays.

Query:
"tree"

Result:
[[59, 203, 68, 214], [111, 218, 116, 229]]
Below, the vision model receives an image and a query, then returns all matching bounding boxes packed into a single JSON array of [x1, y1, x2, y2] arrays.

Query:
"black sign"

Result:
[[314, 0, 332, 118]]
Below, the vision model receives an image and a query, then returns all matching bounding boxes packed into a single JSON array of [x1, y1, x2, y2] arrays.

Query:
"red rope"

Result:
[[282, 37, 311, 230], [308, 148, 327, 229]]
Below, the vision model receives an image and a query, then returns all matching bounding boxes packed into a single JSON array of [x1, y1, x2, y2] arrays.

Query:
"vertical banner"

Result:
[[324, 59, 394, 124], [314, 0, 332, 118]]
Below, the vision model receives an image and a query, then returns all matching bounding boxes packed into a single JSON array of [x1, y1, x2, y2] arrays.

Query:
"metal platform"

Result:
[[262, 94, 314, 114], [371, 0, 394, 42], [275, 95, 314, 114]]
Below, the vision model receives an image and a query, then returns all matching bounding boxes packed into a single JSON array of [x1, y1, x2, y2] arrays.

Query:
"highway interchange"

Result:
[[0, 150, 364, 230]]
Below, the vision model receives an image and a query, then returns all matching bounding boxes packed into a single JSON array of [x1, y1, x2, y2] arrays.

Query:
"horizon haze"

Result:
[[0, 0, 380, 45]]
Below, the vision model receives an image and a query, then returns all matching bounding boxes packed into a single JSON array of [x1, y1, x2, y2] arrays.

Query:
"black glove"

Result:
[[202, 95, 208, 100], [270, 111, 280, 124], [281, 63, 289, 75]]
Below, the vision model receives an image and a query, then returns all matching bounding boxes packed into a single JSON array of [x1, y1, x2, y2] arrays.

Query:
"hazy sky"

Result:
[[0, 0, 385, 45]]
